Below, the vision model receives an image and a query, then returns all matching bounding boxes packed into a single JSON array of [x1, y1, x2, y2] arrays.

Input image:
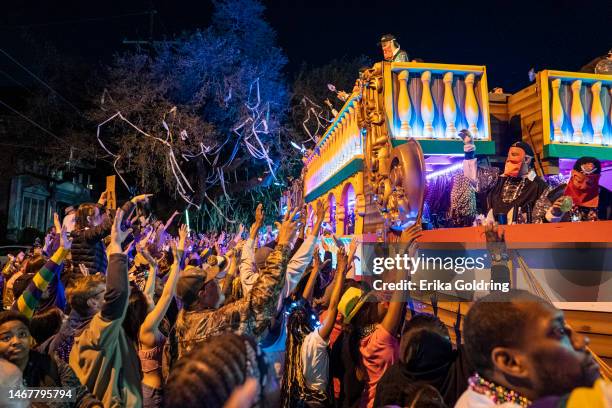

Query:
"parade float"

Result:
[[298, 60, 612, 375]]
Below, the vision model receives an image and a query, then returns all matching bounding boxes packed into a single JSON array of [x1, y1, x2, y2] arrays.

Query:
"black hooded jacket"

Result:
[[70, 201, 133, 274], [373, 330, 473, 407]]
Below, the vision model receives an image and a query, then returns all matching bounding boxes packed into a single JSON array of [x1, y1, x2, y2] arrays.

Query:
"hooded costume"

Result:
[[450, 135, 548, 226], [532, 157, 612, 223]]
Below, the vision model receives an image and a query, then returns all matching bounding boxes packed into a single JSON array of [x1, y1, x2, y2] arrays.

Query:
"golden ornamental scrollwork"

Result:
[[357, 62, 425, 236]]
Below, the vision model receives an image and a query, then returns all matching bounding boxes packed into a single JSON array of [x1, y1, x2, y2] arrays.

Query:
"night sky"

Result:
[[1, 0, 610, 93]]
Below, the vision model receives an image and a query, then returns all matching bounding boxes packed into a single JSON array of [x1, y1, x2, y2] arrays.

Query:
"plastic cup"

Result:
[[559, 196, 573, 213]]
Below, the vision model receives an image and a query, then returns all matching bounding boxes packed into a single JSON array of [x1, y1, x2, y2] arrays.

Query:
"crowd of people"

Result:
[[0, 186, 610, 408]]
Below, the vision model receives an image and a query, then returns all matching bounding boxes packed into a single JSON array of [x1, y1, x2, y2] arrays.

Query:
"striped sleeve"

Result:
[[15, 247, 69, 319]]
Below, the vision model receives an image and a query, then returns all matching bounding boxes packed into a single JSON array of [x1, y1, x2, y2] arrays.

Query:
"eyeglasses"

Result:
[[92, 290, 106, 298]]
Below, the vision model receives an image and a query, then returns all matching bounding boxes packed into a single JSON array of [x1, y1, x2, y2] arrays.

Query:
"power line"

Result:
[[0, 48, 85, 117], [0, 68, 35, 95], [2, 11, 151, 29], [0, 142, 47, 150], [0, 98, 67, 144]]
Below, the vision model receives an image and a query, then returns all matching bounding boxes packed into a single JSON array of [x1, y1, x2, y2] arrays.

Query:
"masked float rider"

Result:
[[532, 156, 612, 222], [380, 34, 409, 62], [455, 130, 548, 223]]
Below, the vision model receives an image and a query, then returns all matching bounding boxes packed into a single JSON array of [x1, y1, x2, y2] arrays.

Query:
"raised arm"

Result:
[[15, 214, 70, 319], [282, 201, 326, 303], [381, 224, 421, 335], [221, 248, 239, 302], [161, 210, 180, 233], [319, 241, 353, 341], [139, 244, 158, 303], [100, 208, 133, 322], [80, 194, 147, 243], [460, 129, 477, 184], [289, 206, 307, 259], [208, 207, 297, 339], [247, 207, 298, 336], [240, 204, 264, 296], [233, 223, 245, 245], [485, 221, 511, 285], [44, 212, 62, 258], [302, 245, 321, 302], [140, 224, 186, 341]]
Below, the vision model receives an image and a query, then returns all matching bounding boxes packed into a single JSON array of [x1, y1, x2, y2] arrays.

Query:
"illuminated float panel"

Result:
[[509, 70, 612, 174], [385, 62, 495, 155], [303, 96, 364, 202], [303, 61, 496, 235]]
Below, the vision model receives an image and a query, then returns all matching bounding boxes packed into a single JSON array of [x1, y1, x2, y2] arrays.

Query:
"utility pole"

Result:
[[122, 7, 178, 47], [149, 8, 156, 41]]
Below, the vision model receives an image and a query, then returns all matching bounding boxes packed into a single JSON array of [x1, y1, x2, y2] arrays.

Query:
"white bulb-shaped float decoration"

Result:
[[443, 72, 457, 138], [570, 79, 584, 143], [550, 78, 564, 142], [397, 70, 412, 137], [464, 73, 480, 139], [420, 71, 434, 138], [590, 81, 604, 145]]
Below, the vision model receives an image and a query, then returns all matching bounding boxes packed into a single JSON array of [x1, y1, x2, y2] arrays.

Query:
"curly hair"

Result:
[[74, 203, 102, 230], [165, 332, 265, 408], [281, 299, 329, 407], [0, 310, 30, 331]]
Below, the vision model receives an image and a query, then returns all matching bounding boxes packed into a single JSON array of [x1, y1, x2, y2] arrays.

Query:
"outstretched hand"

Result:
[[336, 246, 348, 274], [402, 223, 422, 259], [137, 242, 157, 267], [320, 238, 330, 253], [123, 240, 135, 256], [177, 224, 188, 253], [53, 212, 62, 234], [109, 208, 132, 254], [312, 245, 321, 270], [131, 194, 153, 204], [170, 239, 179, 265], [315, 200, 327, 226], [98, 191, 108, 206], [348, 237, 358, 263], [255, 203, 264, 224], [485, 220, 507, 257], [298, 205, 308, 238], [337, 91, 350, 101], [59, 225, 72, 251], [277, 206, 299, 246], [484, 221, 505, 242], [250, 203, 264, 239]]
